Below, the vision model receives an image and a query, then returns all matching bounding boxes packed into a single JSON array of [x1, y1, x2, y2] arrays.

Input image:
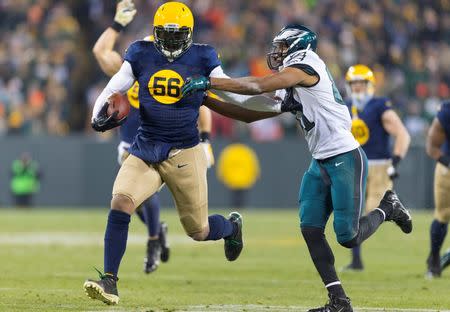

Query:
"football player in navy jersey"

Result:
[[92, 0, 215, 275], [342, 64, 411, 271], [425, 101, 450, 278], [84, 2, 245, 304]]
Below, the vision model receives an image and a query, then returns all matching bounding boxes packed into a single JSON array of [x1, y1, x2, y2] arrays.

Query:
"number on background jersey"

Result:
[[326, 68, 344, 105]]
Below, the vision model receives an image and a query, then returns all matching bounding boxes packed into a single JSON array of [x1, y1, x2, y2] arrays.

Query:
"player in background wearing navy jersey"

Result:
[[425, 101, 450, 278], [343, 64, 411, 271], [84, 2, 248, 305], [92, 0, 215, 275]]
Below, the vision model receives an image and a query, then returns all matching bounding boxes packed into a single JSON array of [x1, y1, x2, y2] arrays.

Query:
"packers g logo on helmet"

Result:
[[153, 2, 194, 60], [148, 69, 184, 104]]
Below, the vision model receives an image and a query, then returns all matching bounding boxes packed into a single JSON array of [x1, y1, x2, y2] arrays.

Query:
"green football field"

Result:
[[0, 208, 449, 312]]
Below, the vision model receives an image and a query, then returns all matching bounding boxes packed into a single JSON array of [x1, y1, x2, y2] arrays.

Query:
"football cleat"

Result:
[[144, 239, 161, 274], [159, 222, 170, 263], [83, 269, 119, 305], [441, 249, 450, 271], [308, 294, 353, 312], [378, 190, 412, 234], [426, 254, 442, 278], [340, 262, 364, 272], [224, 212, 243, 261]]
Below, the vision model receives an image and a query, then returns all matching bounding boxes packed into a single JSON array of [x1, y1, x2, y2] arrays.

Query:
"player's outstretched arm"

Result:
[[92, 0, 136, 77], [426, 118, 450, 167], [382, 110, 411, 158], [203, 96, 280, 123], [382, 109, 411, 179], [182, 67, 318, 96], [93, 29, 123, 77]]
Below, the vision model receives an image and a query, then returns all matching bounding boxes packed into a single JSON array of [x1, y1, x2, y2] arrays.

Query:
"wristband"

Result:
[[438, 155, 450, 167], [111, 22, 125, 32], [200, 131, 210, 142], [392, 155, 401, 167]]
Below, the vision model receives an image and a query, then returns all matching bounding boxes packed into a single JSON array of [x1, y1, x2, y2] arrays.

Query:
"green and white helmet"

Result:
[[267, 24, 318, 70]]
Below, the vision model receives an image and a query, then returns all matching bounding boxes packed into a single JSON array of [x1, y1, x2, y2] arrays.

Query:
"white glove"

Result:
[[201, 141, 215, 168], [114, 0, 137, 27]]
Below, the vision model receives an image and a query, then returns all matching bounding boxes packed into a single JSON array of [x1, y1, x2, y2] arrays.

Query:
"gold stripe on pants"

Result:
[[434, 162, 450, 223]]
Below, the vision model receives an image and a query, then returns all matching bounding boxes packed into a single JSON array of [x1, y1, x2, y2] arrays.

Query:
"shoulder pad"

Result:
[[283, 50, 308, 67]]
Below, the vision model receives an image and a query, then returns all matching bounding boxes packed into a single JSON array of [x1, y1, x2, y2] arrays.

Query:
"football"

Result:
[[107, 92, 130, 120]]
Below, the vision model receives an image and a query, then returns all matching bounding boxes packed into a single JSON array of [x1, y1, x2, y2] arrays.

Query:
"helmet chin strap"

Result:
[[351, 92, 372, 110]]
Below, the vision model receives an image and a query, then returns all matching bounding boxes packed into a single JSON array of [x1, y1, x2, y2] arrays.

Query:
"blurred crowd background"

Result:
[[1, 0, 449, 142]]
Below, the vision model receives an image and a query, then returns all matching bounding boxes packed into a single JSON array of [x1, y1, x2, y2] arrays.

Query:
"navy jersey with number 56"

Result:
[[124, 41, 220, 163]]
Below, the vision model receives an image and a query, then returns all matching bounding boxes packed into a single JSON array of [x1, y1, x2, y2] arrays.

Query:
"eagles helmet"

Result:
[[153, 2, 194, 61], [267, 24, 317, 70]]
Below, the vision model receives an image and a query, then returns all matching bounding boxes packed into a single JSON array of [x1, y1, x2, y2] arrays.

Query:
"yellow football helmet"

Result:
[[153, 2, 194, 60], [345, 64, 375, 109], [345, 64, 376, 84]]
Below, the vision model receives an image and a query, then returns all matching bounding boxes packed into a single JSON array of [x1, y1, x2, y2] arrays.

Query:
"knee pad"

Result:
[[301, 226, 324, 240], [339, 236, 359, 249]]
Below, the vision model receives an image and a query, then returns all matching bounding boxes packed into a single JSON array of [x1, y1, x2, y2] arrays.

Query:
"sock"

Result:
[[142, 194, 161, 237], [204, 214, 234, 241], [104, 210, 131, 277], [135, 208, 146, 224], [351, 245, 362, 265], [341, 210, 384, 248], [301, 227, 347, 298], [430, 219, 448, 258]]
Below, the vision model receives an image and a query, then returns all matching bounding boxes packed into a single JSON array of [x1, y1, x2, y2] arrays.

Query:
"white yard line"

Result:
[[184, 305, 449, 312], [0, 232, 193, 246]]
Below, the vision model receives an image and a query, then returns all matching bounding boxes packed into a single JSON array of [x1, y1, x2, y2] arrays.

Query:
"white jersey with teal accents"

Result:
[[281, 49, 359, 160]]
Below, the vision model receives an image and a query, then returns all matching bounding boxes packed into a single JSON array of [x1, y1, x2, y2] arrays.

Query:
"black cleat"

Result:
[[426, 254, 442, 278], [144, 239, 161, 274], [308, 294, 353, 312], [441, 249, 450, 271], [224, 212, 243, 261], [340, 262, 364, 272], [159, 222, 170, 263], [83, 269, 119, 305], [378, 190, 412, 234]]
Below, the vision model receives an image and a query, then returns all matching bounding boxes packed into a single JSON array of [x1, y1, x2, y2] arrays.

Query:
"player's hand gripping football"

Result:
[[114, 0, 137, 27], [181, 77, 211, 97], [91, 101, 127, 132]]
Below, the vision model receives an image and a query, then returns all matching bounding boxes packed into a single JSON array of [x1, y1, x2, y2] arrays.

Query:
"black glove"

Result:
[[91, 103, 127, 132], [387, 155, 401, 180], [280, 88, 302, 113]]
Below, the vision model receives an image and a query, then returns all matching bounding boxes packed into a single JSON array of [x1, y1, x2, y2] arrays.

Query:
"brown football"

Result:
[[107, 93, 130, 120]]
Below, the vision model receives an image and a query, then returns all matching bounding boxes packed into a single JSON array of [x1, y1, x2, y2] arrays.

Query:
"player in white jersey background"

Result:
[[182, 24, 413, 312]]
